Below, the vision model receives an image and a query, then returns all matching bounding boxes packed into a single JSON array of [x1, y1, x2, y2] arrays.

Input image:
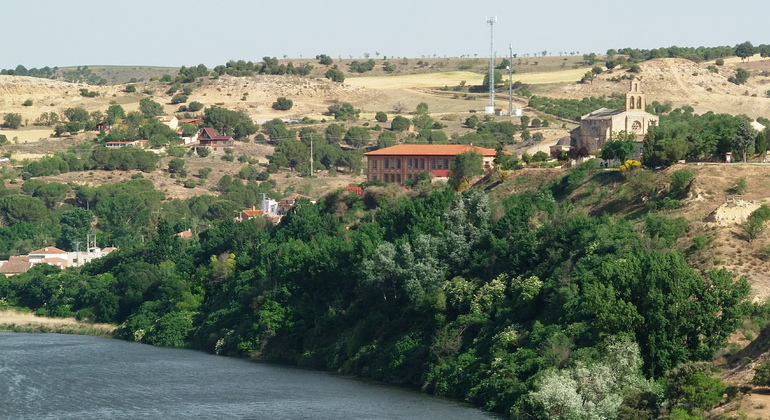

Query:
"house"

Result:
[[364, 144, 497, 183], [237, 206, 281, 224], [105, 140, 148, 149], [155, 115, 179, 130], [278, 194, 316, 214], [0, 256, 32, 276], [550, 136, 573, 159], [198, 127, 234, 149], [178, 118, 204, 125], [28, 247, 69, 266], [176, 230, 194, 238], [572, 80, 658, 155]]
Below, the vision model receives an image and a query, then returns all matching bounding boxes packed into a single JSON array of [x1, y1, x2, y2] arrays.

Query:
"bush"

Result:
[[198, 167, 212, 179], [375, 111, 388, 122], [183, 180, 196, 188], [196, 147, 210, 157], [272, 97, 293, 111], [669, 169, 694, 199], [715, 58, 725, 66], [391, 115, 411, 132], [170, 94, 188, 104], [22, 99, 33, 106], [187, 101, 204, 112], [124, 85, 137, 93]]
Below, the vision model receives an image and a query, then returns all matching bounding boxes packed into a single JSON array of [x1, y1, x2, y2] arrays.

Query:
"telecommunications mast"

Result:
[[486, 16, 497, 114]]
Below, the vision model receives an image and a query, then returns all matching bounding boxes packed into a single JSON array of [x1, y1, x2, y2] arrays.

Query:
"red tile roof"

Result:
[[364, 144, 497, 157], [346, 186, 363, 195], [0, 256, 32, 275], [201, 127, 233, 141], [29, 247, 68, 255]]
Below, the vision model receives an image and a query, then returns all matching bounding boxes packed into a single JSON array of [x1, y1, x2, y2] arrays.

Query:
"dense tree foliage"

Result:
[[0, 161, 753, 419], [528, 95, 625, 121]]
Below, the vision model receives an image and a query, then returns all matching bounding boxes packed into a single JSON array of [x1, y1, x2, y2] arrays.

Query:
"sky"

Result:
[[1, 0, 768, 70]]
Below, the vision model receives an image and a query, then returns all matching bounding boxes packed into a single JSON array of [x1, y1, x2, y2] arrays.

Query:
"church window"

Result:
[[632, 120, 642, 131], [629, 96, 635, 109], [637, 97, 642, 109]]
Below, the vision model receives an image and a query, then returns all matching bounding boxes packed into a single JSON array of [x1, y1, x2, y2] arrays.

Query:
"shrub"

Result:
[[170, 94, 188, 104], [669, 169, 694, 199], [22, 99, 33, 106], [124, 85, 137, 93], [272, 97, 293, 111], [715, 58, 725, 66], [375, 111, 388, 122]]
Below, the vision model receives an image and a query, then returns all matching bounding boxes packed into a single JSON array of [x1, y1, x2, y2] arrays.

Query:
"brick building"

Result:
[[364, 144, 497, 183]]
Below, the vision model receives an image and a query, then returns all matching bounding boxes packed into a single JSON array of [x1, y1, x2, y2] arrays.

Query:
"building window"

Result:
[[407, 159, 413, 169], [384, 159, 389, 169], [396, 174, 401, 183], [372, 160, 377, 169], [420, 159, 425, 169], [637, 97, 642, 109], [431, 159, 436, 170], [396, 158, 401, 169], [444, 159, 449, 169], [372, 175, 377, 181]]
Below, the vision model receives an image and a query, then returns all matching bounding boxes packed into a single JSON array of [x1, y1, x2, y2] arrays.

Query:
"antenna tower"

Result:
[[487, 16, 497, 111]]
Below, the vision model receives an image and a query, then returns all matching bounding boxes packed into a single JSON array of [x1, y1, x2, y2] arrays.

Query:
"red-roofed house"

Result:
[[28, 247, 68, 262], [238, 206, 281, 223], [363, 144, 497, 183], [198, 128, 234, 149], [178, 118, 204, 125], [0, 256, 32, 276]]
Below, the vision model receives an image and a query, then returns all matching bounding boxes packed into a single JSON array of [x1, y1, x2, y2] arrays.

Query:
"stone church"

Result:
[[571, 80, 659, 154]]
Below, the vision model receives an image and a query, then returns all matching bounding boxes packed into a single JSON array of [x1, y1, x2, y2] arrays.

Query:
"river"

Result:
[[0, 333, 499, 419]]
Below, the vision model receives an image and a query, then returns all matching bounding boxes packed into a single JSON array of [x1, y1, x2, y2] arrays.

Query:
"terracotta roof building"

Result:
[[198, 128, 234, 148], [364, 144, 497, 183]]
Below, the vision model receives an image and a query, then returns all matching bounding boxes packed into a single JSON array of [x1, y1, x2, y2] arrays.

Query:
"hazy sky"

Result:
[[1, 0, 767, 70]]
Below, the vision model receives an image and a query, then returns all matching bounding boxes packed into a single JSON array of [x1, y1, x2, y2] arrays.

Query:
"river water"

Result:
[[0, 333, 498, 419]]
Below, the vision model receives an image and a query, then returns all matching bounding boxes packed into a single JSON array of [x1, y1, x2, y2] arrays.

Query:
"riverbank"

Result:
[[0, 308, 116, 337]]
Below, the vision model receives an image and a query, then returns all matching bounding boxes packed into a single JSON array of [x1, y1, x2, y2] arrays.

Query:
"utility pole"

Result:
[[508, 44, 513, 116], [486, 16, 497, 114], [310, 135, 313, 177]]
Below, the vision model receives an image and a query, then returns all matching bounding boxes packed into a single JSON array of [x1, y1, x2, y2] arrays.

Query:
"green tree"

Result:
[[328, 101, 359, 120], [733, 120, 755, 162], [316, 54, 333, 65], [2, 113, 22, 129], [414, 102, 429, 115], [377, 130, 397, 148], [139, 98, 164, 118], [272, 97, 293, 111], [324, 67, 345, 83], [58, 208, 94, 251], [601, 133, 636, 163], [481, 70, 503, 90], [449, 151, 484, 187], [170, 94, 188, 104], [375, 111, 388, 123], [391, 115, 411, 132], [735, 41, 755, 61], [168, 158, 185, 174], [344, 126, 371, 149], [728, 68, 750, 85], [274, 138, 308, 170]]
